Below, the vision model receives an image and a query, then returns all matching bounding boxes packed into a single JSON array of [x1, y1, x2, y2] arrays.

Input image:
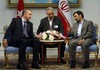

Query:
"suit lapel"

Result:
[[81, 20, 86, 32], [46, 17, 50, 29], [19, 18, 23, 33], [52, 17, 55, 29], [75, 23, 78, 34], [27, 21, 30, 33]]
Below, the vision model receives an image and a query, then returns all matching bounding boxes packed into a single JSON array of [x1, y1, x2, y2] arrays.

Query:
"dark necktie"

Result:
[[23, 21, 29, 37]]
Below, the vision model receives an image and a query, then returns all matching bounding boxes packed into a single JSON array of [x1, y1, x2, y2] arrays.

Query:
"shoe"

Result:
[[38, 60, 42, 64], [82, 61, 89, 69], [38, 59, 46, 64], [61, 58, 66, 64], [17, 62, 29, 70], [70, 61, 76, 68], [31, 62, 41, 69]]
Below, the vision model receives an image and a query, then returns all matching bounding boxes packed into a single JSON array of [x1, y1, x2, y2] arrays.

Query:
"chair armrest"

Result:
[[96, 39, 100, 47], [1, 42, 8, 48]]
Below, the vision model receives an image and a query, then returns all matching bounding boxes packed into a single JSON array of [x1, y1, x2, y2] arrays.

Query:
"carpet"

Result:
[[0, 57, 100, 70]]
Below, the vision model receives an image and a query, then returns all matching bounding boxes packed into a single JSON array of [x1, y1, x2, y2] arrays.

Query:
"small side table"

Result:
[[40, 40, 64, 64]]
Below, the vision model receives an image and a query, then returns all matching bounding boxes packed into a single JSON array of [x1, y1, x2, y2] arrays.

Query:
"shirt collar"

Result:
[[48, 17, 53, 21], [22, 17, 26, 22], [79, 19, 84, 24]]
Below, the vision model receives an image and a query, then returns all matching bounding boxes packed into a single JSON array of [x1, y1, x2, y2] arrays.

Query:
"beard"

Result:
[[76, 20, 81, 23]]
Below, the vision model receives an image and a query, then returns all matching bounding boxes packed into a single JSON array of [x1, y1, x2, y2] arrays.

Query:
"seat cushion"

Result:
[[89, 44, 98, 52], [26, 47, 33, 53], [65, 44, 98, 52], [5, 46, 33, 53]]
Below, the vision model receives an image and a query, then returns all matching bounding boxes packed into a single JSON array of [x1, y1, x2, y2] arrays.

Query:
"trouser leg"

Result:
[[18, 39, 27, 63], [81, 39, 92, 62], [60, 42, 65, 58], [68, 39, 79, 61], [32, 37, 40, 62]]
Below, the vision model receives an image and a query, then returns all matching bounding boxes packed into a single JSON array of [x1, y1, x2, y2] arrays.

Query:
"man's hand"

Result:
[[67, 27, 72, 32], [35, 33, 42, 39], [2, 39, 8, 48], [58, 33, 66, 39], [79, 39, 84, 45]]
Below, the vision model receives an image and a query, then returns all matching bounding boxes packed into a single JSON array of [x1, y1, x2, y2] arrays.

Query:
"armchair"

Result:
[[3, 46, 33, 67], [64, 24, 99, 66], [2, 25, 33, 67]]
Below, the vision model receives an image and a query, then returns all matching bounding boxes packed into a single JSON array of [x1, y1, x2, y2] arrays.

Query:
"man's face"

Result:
[[73, 13, 81, 23], [24, 10, 32, 20], [46, 10, 54, 20]]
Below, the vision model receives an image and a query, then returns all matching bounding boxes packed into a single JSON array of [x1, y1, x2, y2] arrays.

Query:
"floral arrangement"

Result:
[[39, 30, 66, 41]]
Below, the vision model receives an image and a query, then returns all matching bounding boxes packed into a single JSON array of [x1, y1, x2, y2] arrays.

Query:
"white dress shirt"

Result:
[[48, 18, 53, 28], [22, 17, 26, 26], [77, 20, 84, 36]]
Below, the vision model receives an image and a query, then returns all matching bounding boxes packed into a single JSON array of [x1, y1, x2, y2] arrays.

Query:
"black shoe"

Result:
[[31, 62, 41, 69], [82, 61, 89, 69], [38, 60, 42, 64], [70, 61, 76, 68], [38, 59, 46, 64], [61, 58, 66, 64], [17, 62, 29, 70]]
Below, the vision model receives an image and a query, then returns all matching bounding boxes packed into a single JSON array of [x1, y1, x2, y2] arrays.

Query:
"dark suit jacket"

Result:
[[69, 19, 94, 40], [37, 16, 64, 35], [4, 18, 34, 46]]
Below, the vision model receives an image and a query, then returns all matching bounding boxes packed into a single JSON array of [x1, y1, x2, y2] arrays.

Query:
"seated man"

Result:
[[68, 11, 94, 69], [2, 9, 41, 69], [37, 7, 66, 63]]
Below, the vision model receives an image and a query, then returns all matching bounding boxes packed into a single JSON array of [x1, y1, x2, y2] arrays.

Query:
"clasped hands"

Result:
[[35, 32, 66, 40]]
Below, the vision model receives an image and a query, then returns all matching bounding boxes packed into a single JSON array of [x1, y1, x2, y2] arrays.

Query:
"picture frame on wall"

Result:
[[8, 0, 80, 8]]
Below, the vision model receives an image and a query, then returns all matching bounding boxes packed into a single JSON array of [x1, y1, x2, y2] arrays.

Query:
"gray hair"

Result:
[[46, 7, 54, 12]]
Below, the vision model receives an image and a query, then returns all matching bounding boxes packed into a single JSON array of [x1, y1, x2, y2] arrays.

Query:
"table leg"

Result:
[[42, 44, 44, 64], [58, 43, 61, 64]]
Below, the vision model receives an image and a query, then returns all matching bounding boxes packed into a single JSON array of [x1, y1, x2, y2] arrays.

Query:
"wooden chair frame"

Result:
[[3, 47, 32, 67]]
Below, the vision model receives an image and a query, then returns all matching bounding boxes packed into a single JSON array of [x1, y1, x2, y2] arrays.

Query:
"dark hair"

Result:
[[22, 9, 31, 16], [73, 11, 84, 18], [22, 10, 25, 16]]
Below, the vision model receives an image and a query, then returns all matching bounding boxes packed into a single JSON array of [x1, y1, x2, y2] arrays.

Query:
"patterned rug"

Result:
[[0, 57, 100, 70]]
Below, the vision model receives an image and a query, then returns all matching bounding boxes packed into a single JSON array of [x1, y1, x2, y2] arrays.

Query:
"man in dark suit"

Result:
[[2, 9, 41, 69], [68, 11, 94, 69], [37, 7, 65, 63]]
